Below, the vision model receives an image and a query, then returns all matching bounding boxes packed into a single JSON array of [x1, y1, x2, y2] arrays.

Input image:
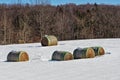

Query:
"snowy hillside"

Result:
[[0, 38, 120, 80]]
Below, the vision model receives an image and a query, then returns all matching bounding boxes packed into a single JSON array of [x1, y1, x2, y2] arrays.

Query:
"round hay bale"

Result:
[[52, 51, 73, 61], [7, 51, 29, 62], [18, 40, 25, 44], [91, 47, 105, 56], [73, 48, 95, 59], [41, 35, 58, 46]]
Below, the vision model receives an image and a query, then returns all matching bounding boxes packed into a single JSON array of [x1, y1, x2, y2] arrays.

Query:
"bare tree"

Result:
[[3, 6, 7, 44], [18, 0, 21, 4], [29, 0, 51, 5]]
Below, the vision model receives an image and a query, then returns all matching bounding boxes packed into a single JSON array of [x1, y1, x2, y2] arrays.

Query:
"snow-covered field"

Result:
[[0, 38, 120, 80]]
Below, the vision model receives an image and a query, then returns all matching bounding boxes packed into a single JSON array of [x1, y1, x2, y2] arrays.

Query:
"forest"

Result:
[[0, 3, 120, 44]]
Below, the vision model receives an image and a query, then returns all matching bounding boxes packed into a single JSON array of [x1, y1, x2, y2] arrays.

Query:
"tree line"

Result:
[[0, 3, 120, 44]]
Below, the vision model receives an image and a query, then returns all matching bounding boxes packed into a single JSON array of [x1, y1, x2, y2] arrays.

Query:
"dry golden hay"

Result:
[[52, 51, 73, 61], [7, 51, 29, 62], [41, 35, 58, 46], [18, 40, 25, 44], [73, 47, 95, 59], [91, 47, 105, 56]]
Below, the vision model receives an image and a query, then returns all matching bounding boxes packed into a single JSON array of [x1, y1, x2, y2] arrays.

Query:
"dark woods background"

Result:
[[0, 3, 120, 44]]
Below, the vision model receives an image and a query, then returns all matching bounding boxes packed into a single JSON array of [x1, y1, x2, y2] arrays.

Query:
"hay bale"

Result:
[[41, 35, 58, 46], [7, 51, 29, 62], [52, 51, 73, 61], [18, 40, 25, 44], [91, 47, 105, 56], [73, 47, 95, 59]]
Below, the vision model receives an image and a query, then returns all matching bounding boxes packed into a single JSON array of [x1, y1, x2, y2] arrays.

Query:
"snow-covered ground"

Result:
[[0, 38, 120, 80]]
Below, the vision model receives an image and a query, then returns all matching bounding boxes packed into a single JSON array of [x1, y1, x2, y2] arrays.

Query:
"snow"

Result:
[[0, 38, 120, 80]]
